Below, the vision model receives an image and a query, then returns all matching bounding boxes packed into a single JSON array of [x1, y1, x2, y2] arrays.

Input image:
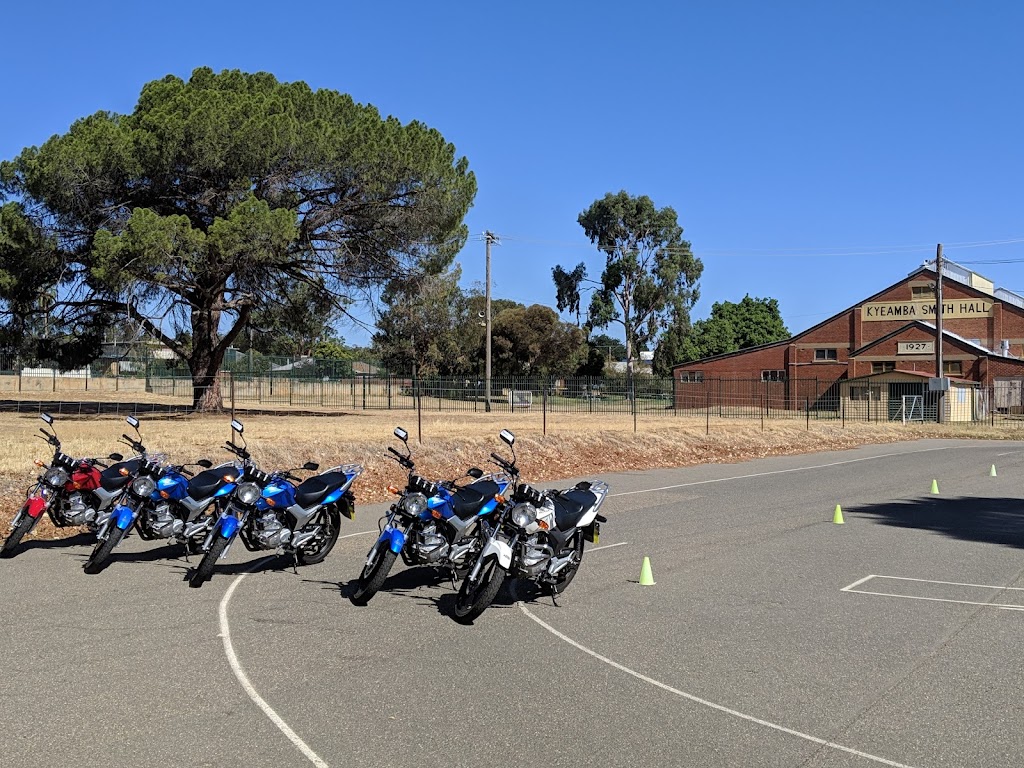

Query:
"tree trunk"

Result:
[[192, 369, 223, 411], [190, 306, 227, 411]]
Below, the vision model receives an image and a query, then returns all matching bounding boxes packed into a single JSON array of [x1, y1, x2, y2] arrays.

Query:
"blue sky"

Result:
[[4, 1, 1024, 347]]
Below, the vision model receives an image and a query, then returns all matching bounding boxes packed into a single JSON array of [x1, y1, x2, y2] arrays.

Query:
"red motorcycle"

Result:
[[1, 413, 141, 558]]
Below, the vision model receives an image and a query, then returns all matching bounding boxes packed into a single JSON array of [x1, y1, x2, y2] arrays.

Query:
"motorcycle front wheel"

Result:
[[453, 557, 506, 624], [349, 544, 397, 605], [83, 525, 127, 574], [1, 505, 35, 558], [189, 534, 228, 588], [296, 509, 342, 566]]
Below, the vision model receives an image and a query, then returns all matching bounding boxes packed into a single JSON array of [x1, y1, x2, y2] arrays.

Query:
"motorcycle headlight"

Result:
[[43, 467, 67, 488], [511, 503, 537, 529], [235, 482, 261, 506], [131, 476, 157, 497], [403, 492, 428, 517]]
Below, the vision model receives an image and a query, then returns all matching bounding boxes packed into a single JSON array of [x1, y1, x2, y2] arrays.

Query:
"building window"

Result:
[[761, 370, 786, 382], [871, 362, 896, 374], [679, 370, 704, 383], [943, 361, 963, 376], [850, 385, 881, 401], [814, 349, 838, 361], [911, 285, 935, 299]]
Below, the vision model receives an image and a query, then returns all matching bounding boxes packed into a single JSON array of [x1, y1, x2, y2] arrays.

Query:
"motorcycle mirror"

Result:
[[467, 467, 484, 479], [196, 459, 213, 468], [108, 452, 124, 462], [40, 413, 54, 426], [230, 419, 244, 434], [303, 461, 320, 471], [126, 415, 140, 429], [393, 426, 408, 443], [499, 429, 515, 447]]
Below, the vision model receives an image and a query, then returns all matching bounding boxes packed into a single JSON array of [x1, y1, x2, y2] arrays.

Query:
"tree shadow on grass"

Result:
[[850, 496, 1024, 549]]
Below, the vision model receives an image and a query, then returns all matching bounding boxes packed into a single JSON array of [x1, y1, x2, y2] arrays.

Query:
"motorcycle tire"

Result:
[[349, 545, 398, 605], [296, 509, 342, 566], [552, 532, 585, 594], [189, 534, 228, 588], [1, 505, 35, 558], [83, 524, 127, 574], [453, 557, 506, 624]]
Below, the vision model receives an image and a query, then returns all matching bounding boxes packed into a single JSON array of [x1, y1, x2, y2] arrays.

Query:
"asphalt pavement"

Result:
[[4, 438, 1024, 767]]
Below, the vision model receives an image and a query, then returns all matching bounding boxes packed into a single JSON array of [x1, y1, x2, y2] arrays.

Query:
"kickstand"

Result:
[[291, 552, 299, 575], [550, 588, 560, 608], [450, 571, 458, 591]]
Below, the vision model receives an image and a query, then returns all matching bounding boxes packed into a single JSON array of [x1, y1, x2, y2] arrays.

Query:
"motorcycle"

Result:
[[452, 429, 608, 624], [188, 419, 362, 588], [349, 426, 511, 605], [1, 413, 138, 558], [84, 416, 172, 573]]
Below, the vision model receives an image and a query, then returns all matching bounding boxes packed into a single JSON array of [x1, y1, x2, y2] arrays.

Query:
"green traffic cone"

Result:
[[833, 504, 844, 524], [930, 479, 940, 494], [990, 464, 998, 477], [639, 556, 655, 586]]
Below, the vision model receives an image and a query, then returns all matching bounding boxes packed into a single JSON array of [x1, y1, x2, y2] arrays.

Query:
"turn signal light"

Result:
[[223, 475, 236, 483], [119, 468, 130, 476], [34, 460, 46, 467], [494, 494, 506, 504], [160, 491, 170, 499], [431, 510, 442, 519], [387, 484, 400, 495], [538, 520, 550, 531], [266, 498, 276, 507]]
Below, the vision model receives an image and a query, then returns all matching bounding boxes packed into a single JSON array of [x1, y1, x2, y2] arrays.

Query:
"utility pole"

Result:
[[935, 243, 945, 424], [484, 231, 499, 413]]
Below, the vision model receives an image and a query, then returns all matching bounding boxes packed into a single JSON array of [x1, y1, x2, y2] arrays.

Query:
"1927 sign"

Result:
[[861, 300, 993, 321], [897, 341, 934, 354]]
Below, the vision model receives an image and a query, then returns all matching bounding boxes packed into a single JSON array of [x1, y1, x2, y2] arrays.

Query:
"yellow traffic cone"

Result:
[[990, 464, 998, 477], [930, 479, 940, 494], [832, 504, 844, 524], [639, 557, 655, 586]]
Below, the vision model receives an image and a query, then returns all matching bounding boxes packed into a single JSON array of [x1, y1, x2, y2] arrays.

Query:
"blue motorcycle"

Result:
[[350, 426, 511, 605], [188, 419, 363, 588]]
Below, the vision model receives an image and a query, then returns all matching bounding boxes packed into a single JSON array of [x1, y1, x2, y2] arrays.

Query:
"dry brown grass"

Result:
[[3, 410, 1018, 542]]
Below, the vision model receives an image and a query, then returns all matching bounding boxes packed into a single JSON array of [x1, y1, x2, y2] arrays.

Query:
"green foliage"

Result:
[[0, 67, 476, 404], [589, 333, 626, 362], [571, 191, 702, 374], [491, 304, 587, 376], [552, 262, 587, 325], [673, 295, 790, 365]]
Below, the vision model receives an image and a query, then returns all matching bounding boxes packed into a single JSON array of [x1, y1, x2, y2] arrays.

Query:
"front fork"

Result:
[[96, 500, 139, 541], [12, 492, 49, 533], [364, 512, 407, 567], [468, 526, 514, 581]]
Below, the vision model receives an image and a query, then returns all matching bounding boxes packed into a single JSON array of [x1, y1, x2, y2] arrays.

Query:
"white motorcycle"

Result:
[[452, 430, 608, 624]]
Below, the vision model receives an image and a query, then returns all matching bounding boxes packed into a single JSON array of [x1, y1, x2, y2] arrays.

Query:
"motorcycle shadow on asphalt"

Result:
[[7, 531, 95, 555], [326, 566, 544, 622]]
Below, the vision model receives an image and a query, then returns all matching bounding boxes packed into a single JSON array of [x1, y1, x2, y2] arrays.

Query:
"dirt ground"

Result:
[[2, 410, 1017, 542]]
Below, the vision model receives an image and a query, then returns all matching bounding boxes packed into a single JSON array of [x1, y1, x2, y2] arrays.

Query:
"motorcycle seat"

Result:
[[451, 479, 501, 520], [294, 472, 348, 509], [99, 459, 141, 492], [187, 467, 228, 500], [552, 489, 598, 531]]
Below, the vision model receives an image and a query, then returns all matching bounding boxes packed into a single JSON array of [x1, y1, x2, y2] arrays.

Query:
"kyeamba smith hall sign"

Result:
[[861, 300, 994, 321]]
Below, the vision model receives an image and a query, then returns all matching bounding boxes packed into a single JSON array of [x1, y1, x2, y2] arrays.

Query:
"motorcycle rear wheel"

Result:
[[453, 557, 506, 624], [189, 534, 228, 588], [552, 532, 585, 594], [349, 544, 397, 605], [1, 505, 34, 558], [296, 509, 342, 566], [83, 525, 127, 574]]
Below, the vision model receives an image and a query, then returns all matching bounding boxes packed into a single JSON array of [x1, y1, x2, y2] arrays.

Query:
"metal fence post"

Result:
[[706, 389, 710, 435], [761, 393, 764, 431], [806, 397, 810, 430], [543, 376, 548, 436]]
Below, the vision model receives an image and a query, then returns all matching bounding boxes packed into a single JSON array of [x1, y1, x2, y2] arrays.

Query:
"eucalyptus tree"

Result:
[[0, 67, 476, 408]]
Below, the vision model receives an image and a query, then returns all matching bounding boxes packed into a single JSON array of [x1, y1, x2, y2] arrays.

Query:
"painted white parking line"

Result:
[[996, 450, 1023, 457], [590, 541, 628, 552], [608, 445, 957, 498], [219, 560, 330, 768], [338, 529, 375, 539], [519, 603, 920, 768], [841, 574, 1024, 612]]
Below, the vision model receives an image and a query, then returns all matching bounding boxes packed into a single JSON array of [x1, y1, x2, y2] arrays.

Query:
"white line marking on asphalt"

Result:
[[840, 575, 877, 592], [590, 542, 628, 552], [338, 530, 375, 539], [518, 603, 921, 768], [842, 589, 1024, 612], [996, 451, 1022, 456], [607, 446, 957, 498], [220, 560, 330, 768], [862, 575, 1024, 591]]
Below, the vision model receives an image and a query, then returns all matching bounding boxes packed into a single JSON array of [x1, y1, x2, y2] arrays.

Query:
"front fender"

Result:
[[479, 538, 513, 570], [25, 495, 47, 519], [113, 504, 136, 531], [380, 525, 406, 554], [219, 515, 241, 539]]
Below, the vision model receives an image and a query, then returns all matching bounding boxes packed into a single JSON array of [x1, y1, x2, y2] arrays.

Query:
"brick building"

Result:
[[672, 260, 1024, 415]]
